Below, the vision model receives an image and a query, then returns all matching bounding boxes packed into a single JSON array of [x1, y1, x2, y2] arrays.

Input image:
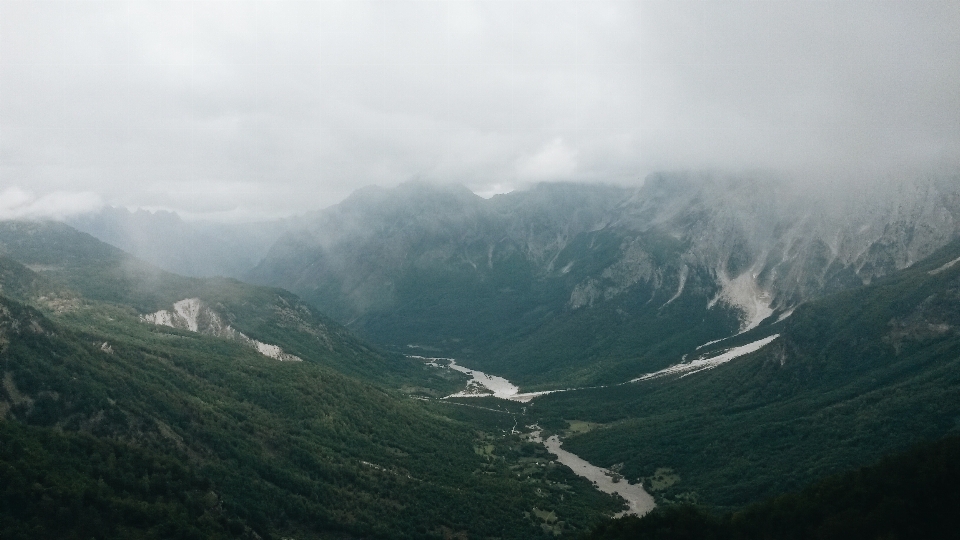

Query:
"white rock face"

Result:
[[709, 270, 774, 333], [254, 342, 285, 360], [565, 172, 960, 334], [173, 298, 202, 332], [569, 238, 657, 309], [141, 309, 175, 328], [141, 298, 302, 362]]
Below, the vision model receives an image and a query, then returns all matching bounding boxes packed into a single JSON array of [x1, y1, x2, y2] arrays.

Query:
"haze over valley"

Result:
[[3, 1, 960, 538]]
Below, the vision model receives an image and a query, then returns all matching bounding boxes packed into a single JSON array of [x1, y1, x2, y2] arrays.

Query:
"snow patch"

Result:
[[929, 255, 960, 275], [415, 356, 599, 403], [509, 390, 562, 403], [695, 338, 724, 351], [632, 334, 780, 382]]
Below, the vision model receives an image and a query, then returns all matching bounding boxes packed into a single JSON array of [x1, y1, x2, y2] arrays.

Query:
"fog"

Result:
[[1, 0, 958, 221], [0, 186, 102, 220]]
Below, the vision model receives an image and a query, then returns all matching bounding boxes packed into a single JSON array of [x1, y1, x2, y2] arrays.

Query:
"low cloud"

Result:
[[0, 1, 957, 220], [0, 187, 103, 221], [517, 138, 579, 181]]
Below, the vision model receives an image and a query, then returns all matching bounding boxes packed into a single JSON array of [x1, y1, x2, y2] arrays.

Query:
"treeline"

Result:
[[586, 434, 960, 539]]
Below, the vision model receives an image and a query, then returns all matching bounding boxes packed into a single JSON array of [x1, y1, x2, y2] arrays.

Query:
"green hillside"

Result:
[[0, 221, 443, 387], [5, 217, 960, 537], [587, 434, 960, 540], [0, 222, 624, 539], [533, 238, 960, 508]]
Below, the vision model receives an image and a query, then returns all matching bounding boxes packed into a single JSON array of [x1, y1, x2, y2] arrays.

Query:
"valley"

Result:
[[415, 330, 786, 402], [248, 175, 960, 390], [414, 353, 661, 518], [3, 175, 960, 538], [409, 329, 801, 520], [6, 1, 960, 536], [0, 222, 628, 538]]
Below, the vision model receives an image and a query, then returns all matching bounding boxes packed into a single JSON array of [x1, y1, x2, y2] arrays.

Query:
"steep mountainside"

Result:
[[0, 221, 624, 539], [535, 236, 960, 508], [250, 173, 960, 388]]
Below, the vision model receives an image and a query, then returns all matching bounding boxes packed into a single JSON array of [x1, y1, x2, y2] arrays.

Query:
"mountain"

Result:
[[67, 206, 292, 279], [0, 221, 626, 539], [534, 235, 960, 508], [4, 168, 960, 536], [249, 173, 960, 388], [10, 170, 960, 534], [0, 220, 395, 382]]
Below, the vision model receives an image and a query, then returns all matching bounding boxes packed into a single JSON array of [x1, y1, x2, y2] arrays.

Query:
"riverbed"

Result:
[[414, 333, 780, 401], [530, 431, 655, 517], [413, 339, 780, 516]]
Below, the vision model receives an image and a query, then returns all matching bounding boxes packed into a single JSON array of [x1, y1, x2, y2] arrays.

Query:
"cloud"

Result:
[[472, 182, 515, 200], [0, 0, 958, 220], [0, 187, 103, 221], [517, 138, 578, 181]]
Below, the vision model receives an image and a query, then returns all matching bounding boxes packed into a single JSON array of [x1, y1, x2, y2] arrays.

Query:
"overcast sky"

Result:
[[1, 0, 958, 221]]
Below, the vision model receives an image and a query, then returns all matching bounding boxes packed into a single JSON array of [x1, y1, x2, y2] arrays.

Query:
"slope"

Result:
[[0, 220, 438, 387], [0, 222, 625, 538], [531, 236, 960, 508], [248, 174, 960, 389], [586, 434, 960, 540]]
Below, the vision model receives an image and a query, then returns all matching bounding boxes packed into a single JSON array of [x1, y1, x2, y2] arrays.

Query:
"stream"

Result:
[[529, 431, 656, 517], [414, 354, 656, 516], [412, 335, 782, 516]]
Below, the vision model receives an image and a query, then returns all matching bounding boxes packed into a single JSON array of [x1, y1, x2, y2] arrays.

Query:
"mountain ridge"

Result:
[[0, 220, 628, 538], [248, 172, 960, 387]]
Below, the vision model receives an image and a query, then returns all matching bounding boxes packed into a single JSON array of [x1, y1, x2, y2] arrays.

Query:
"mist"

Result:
[[0, 187, 102, 221], [1, 0, 958, 221]]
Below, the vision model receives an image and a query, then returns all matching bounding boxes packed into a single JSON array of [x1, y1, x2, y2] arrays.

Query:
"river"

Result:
[[413, 354, 657, 516], [414, 337, 782, 517], [529, 431, 655, 517]]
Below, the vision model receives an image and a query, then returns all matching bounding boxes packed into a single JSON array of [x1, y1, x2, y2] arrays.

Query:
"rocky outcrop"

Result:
[[142, 298, 302, 362]]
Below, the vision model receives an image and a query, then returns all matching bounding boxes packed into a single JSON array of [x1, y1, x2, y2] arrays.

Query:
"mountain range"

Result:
[[0, 221, 623, 538], [4, 170, 960, 538], [248, 172, 960, 387]]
